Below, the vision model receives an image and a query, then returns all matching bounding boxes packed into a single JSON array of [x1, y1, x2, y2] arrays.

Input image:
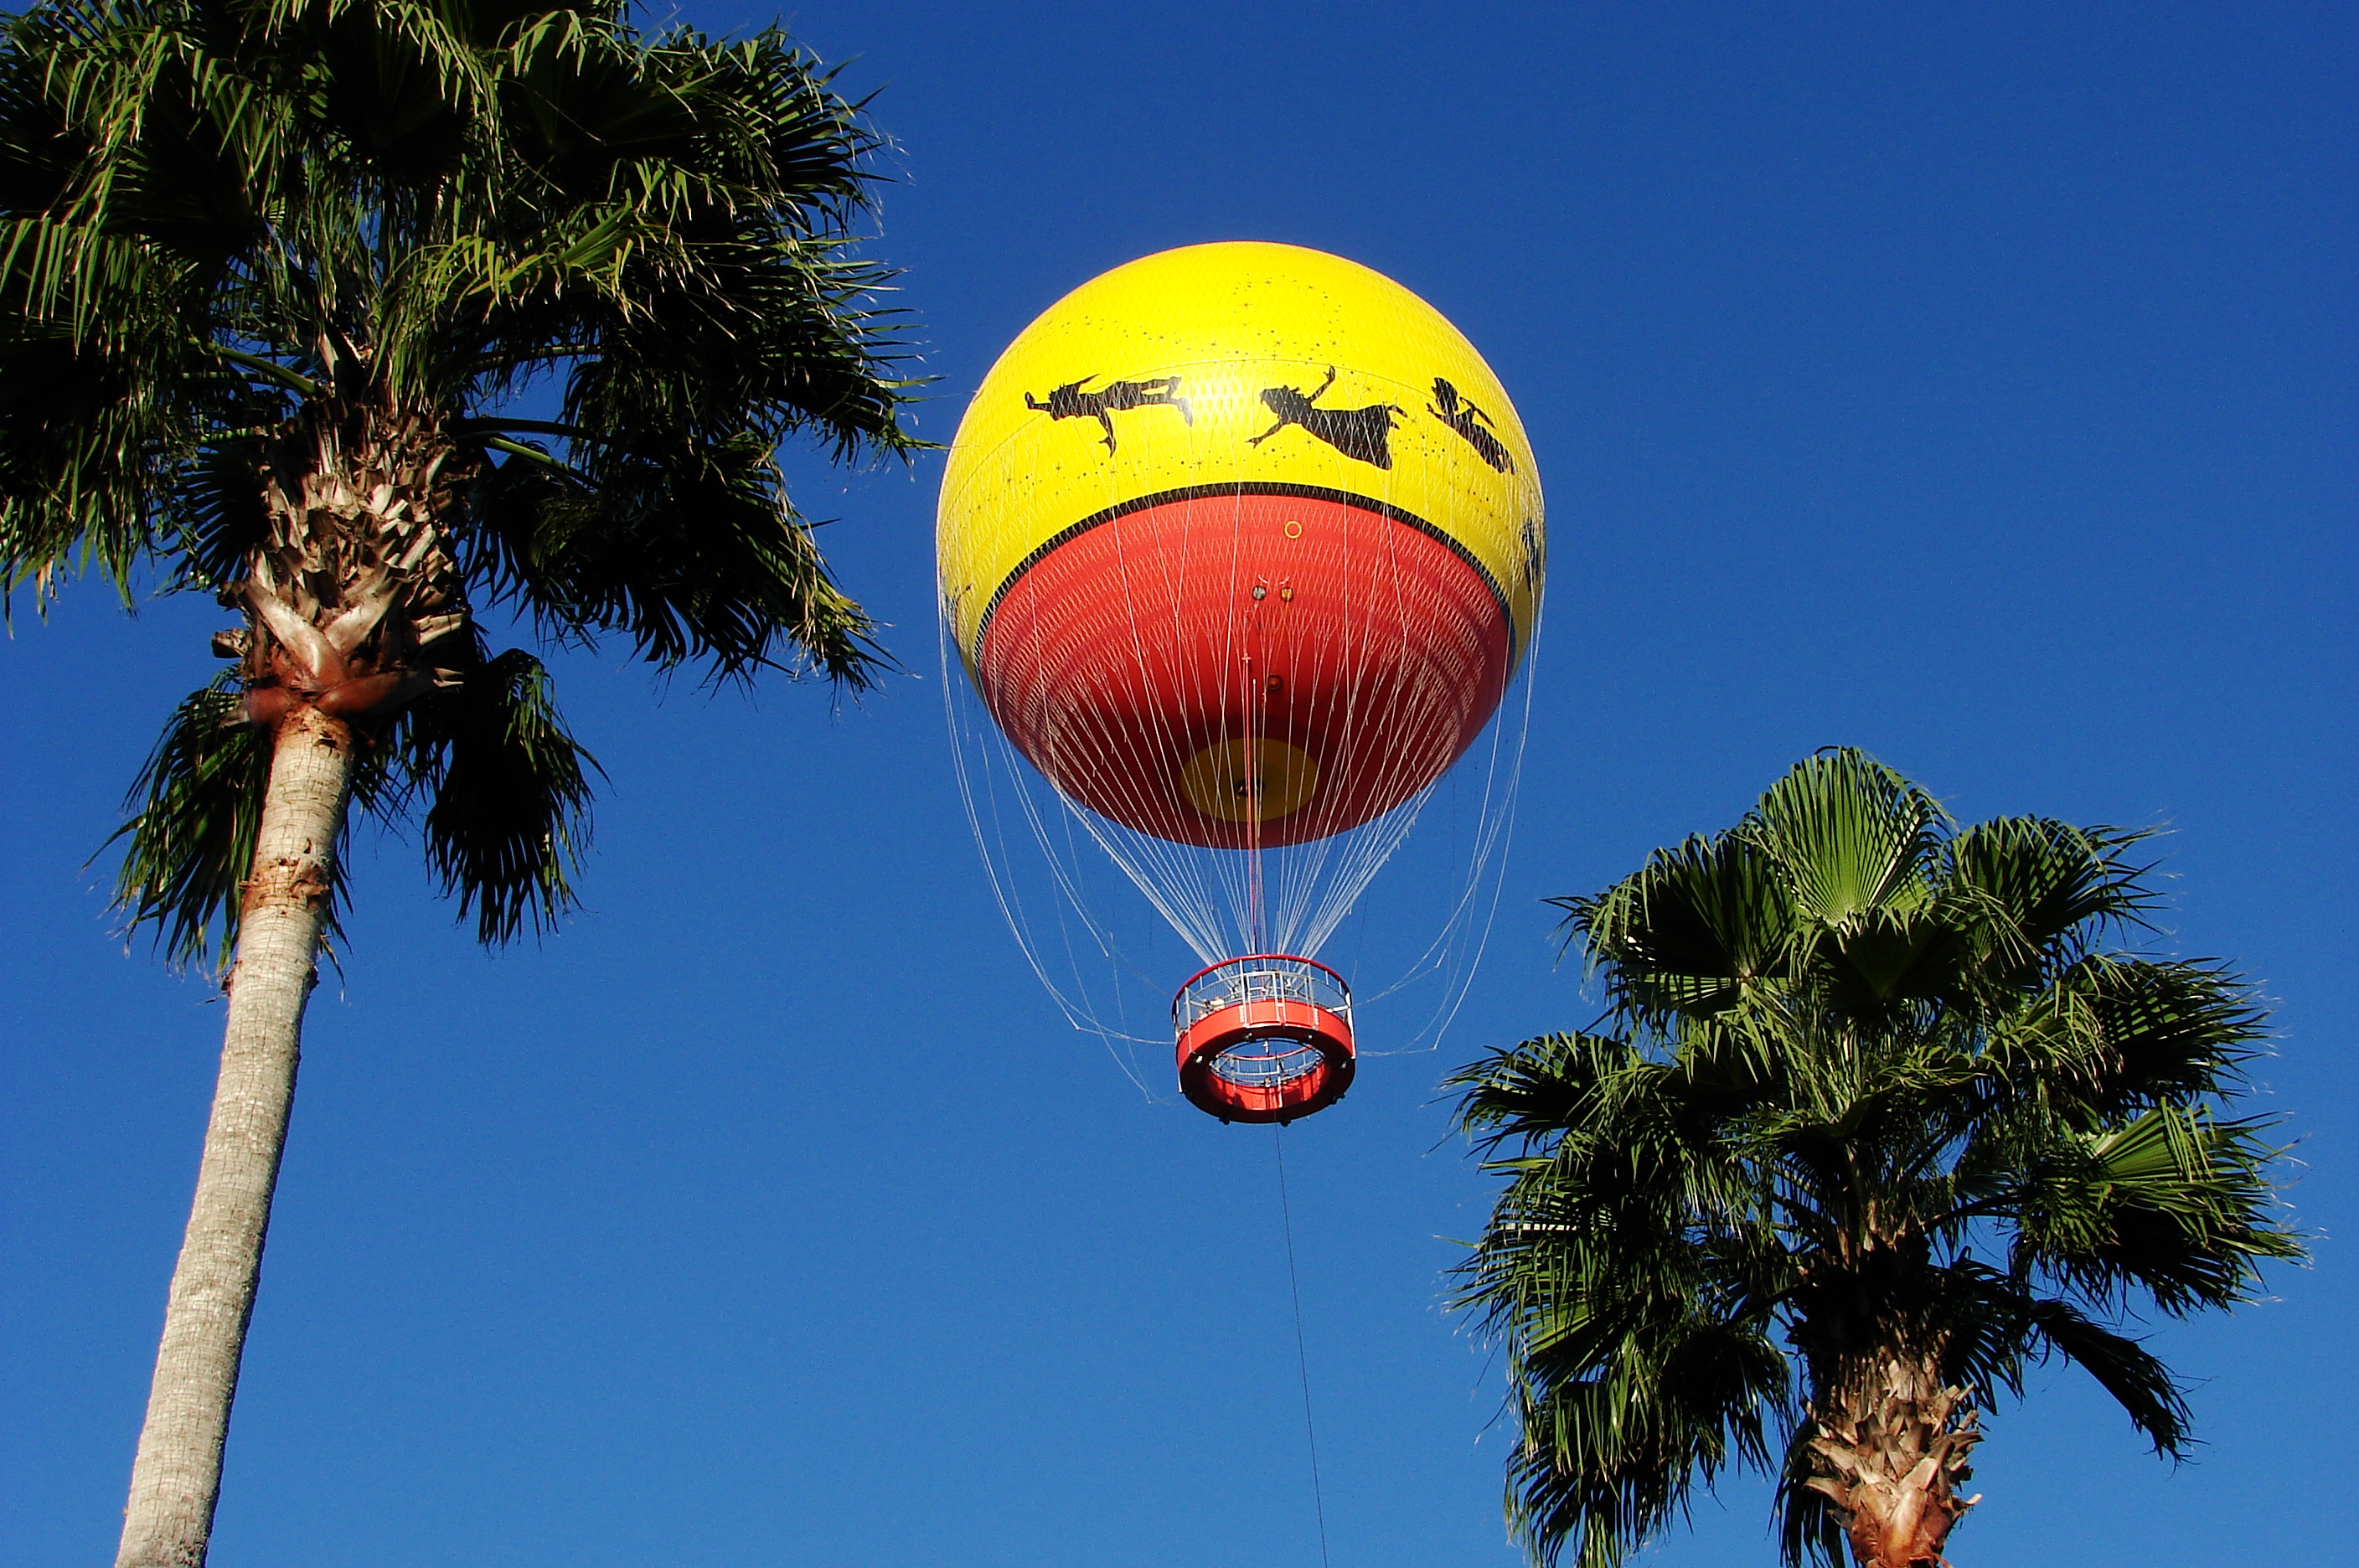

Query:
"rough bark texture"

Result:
[[116, 703, 356, 1568], [233, 397, 471, 720], [1804, 1355, 1983, 1568]]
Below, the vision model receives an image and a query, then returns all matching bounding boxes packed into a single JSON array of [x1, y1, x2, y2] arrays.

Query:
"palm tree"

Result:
[[1447, 749, 2300, 1568], [0, 4, 918, 1564]]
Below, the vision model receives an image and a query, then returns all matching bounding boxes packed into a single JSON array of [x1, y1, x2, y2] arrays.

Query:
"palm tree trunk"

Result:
[[116, 704, 356, 1568], [1804, 1354, 1983, 1568]]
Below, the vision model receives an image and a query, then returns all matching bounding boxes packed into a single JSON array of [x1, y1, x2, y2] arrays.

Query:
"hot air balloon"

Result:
[[939, 242, 1543, 1123]]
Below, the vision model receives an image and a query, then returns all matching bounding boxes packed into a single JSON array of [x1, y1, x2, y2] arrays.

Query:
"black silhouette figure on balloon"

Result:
[[1249, 367, 1403, 470], [1025, 374, 1194, 453], [1427, 376, 1517, 474]]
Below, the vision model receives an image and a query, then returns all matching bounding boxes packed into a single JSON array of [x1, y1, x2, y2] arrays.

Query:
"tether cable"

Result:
[[1273, 1127, 1333, 1568]]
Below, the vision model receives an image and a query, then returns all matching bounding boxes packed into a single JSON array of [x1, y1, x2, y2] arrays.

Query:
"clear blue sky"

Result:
[[3, 4, 2351, 1564]]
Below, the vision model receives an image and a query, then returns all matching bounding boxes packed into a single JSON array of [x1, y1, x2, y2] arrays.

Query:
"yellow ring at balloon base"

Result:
[[1179, 738, 1322, 824]]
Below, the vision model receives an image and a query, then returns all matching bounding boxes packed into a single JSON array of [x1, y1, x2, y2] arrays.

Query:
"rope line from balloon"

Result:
[[1274, 1126, 1333, 1568]]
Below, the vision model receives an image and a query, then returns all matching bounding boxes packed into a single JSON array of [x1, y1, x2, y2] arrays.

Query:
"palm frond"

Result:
[[1774, 1427, 1849, 1568], [1554, 831, 1794, 1026], [0, 277, 218, 608], [1975, 954, 2267, 1121], [2016, 1105, 2300, 1315], [1744, 746, 1948, 934], [1939, 817, 2160, 988], [106, 674, 273, 970], [1507, 1312, 1789, 1568], [2024, 1297, 2191, 1456], [1454, 1026, 1795, 1568], [394, 647, 597, 945], [467, 434, 885, 684], [1450, 1032, 1650, 1149]]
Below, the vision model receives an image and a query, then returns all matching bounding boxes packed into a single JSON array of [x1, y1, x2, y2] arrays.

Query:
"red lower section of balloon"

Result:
[[975, 489, 1513, 848]]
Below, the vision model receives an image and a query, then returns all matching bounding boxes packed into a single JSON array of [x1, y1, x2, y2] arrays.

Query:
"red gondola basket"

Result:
[[1172, 955, 1355, 1124]]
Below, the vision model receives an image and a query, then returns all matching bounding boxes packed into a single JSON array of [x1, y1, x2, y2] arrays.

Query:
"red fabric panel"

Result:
[[977, 490, 1514, 848]]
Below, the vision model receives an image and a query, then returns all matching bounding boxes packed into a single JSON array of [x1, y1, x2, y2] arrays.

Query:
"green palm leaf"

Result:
[[395, 645, 597, 944], [106, 674, 273, 969]]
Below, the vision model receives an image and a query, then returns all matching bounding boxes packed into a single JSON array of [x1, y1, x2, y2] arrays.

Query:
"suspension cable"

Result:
[[1273, 1127, 1333, 1568]]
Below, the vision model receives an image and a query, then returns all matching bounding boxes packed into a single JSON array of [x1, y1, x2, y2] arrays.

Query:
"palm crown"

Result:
[[1449, 749, 2299, 1568], [1, 0, 917, 955]]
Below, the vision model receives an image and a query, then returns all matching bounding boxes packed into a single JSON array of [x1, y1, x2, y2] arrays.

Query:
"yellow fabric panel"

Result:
[[937, 241, 1546, 660]]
